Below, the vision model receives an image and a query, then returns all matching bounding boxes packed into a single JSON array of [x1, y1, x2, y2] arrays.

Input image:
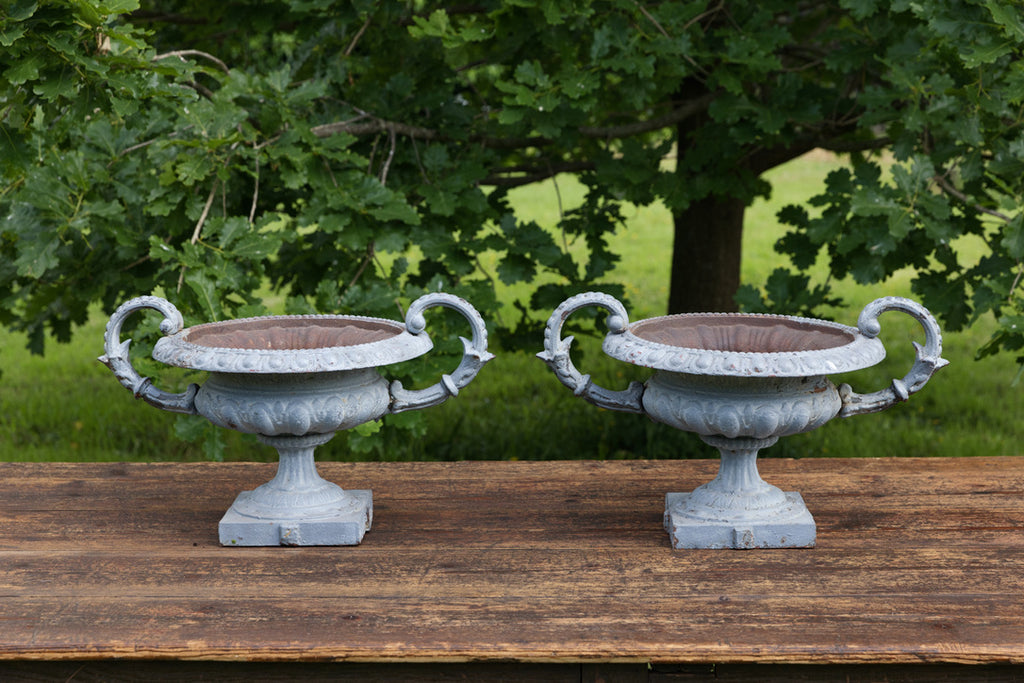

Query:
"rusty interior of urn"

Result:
[[183, 318, 401, 351], [630, 315, 855, 354]]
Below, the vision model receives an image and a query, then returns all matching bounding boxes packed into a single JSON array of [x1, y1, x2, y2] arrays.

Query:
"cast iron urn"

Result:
[[538, 293, 947, 550], [101, 293, 493, 547]]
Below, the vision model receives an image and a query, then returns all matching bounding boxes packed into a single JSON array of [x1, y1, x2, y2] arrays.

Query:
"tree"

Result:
[[2, 0, 1022, 382]]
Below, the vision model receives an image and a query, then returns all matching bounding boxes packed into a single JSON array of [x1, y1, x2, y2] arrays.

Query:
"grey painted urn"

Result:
[[538, 292, 948, 550], [101, 293, 493, 546]]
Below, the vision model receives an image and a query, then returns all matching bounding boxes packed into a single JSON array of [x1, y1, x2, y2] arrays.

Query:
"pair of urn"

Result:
[[101, 291, 946, 549]]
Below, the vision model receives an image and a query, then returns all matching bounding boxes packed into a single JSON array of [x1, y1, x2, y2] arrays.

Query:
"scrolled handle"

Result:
[[536, 292, 644, 414], [389, 292, 495, 413], [838, 296, 949, 417], [99, 296, 199, 414]]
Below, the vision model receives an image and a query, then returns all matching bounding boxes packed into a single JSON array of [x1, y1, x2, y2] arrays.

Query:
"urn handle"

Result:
[[99, 296, 199, 414], [389, 292, 495, 413], [838, 296, 949, 417], [537, 292, 645, 414]]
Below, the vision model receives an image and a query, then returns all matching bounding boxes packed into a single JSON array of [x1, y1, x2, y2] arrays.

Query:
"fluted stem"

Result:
[[228, 433, 356, 519], [683, 435, 788, 518], [261, 433, 334, 493]]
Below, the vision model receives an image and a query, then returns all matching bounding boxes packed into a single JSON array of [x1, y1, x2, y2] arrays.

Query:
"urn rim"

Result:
[[152, 313, 433, 374], [604, 311, 886, 377]]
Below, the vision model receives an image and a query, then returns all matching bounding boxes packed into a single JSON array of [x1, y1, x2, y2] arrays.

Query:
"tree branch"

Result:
[[745, 129, 890, 175], [933, 173, 1014, 224], [177, 181, 219, 292], [305, 95, 716, 188], [745, 137, 821, 175], [379, 127, 398, 185], [578, 92, 717, 139], [153, 49, 230, 74], [482, 161, 596, 187], [819, 135, 892, 153], [346, 243, 376, 291], [345, 15, 373, 56], [248, 142, 260, 225], [312, 119, 438, 140], [311, 94, 716, 150], [633, 0, 670, 38]]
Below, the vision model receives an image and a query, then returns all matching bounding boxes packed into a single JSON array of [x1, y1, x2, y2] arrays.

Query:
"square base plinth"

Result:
[[219, 490, 372, 547], [664, 491, 816, 550]]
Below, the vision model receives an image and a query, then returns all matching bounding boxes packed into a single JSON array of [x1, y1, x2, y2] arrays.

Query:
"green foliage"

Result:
[[743, 1, 1024, 368], [0, 1, 645, 349], [735, 268, 841, 318], [2, 0, 1022, 457]]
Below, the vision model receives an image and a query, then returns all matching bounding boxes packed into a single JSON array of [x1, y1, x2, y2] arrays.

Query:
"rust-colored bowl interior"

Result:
[[631, 315, 855, 353], [182, 318, 401, 351]]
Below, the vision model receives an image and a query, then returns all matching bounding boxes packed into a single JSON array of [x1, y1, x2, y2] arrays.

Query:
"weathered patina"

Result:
[[101, 293, 493, 547], [539, 292, 947, 549]]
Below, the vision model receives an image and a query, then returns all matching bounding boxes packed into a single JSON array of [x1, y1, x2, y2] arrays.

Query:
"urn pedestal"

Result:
[[664, 437, 815, 549]]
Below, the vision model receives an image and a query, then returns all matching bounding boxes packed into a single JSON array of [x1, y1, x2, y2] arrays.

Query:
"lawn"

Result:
[[1, 151, 1020, 462]]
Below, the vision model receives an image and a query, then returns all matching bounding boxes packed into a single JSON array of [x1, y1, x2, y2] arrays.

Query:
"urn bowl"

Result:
[[603, 312, 887, 441], [151, 314, 435, 436]]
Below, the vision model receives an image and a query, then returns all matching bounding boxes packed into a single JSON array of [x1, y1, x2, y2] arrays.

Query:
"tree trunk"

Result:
[[665, 81, 829, 315], [668, 83, 748, 316], [668, 193, 746, 314]]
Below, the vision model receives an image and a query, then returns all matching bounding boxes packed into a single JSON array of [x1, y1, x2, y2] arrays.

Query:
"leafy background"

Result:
[[1, 0, 1021, 457]]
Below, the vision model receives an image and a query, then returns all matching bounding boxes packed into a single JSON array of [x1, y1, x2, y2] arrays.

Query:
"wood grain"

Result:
[[0, 458, 1021, 671]]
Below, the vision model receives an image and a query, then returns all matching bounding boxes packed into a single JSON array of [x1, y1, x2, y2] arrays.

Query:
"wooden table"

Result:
[[1, 457, 1022, 681]]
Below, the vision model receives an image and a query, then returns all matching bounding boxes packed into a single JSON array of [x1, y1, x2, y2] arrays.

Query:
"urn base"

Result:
[[664, 491, 815, 549], [219, 489, 372, 546], [218, 433, 373, 547]]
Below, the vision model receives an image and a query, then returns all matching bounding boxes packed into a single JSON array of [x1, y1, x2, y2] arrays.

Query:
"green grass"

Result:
[[1, 152, 1021, 462]]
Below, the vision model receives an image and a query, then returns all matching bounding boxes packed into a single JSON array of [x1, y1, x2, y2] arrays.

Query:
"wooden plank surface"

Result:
[[0, 458, 1022, 666]]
